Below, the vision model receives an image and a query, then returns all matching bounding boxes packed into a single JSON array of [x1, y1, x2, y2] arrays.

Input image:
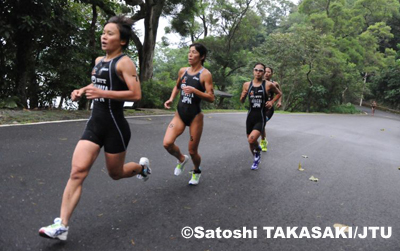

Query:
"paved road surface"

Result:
[[1, 110, 399, 250]]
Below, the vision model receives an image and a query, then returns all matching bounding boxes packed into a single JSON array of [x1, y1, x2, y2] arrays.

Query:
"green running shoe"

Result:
[[189, 171, 201, 185], [174, 155, 189, 176], [260, 139, 268, 152]]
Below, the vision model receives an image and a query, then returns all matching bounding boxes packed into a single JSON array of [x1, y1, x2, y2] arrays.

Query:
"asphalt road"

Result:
[[1, 109, 399, 251]]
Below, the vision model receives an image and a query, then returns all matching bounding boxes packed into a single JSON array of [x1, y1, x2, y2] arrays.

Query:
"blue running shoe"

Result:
[[251, 150, 261, 170]]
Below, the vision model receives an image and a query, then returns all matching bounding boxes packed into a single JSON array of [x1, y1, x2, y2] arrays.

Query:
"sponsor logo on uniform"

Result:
[[95, 78, 106, 84], [181, 83, 194, 104], [93, 83, 108, 102], [99, 67, 109, 74], [193, 76, 199, 81]]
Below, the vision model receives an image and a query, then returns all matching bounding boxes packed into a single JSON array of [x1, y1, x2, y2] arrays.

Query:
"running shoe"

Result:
[[174, 155, 189, 176], [260, 139, 268, 152], [189, 171, 201, 185], [39, 218, 69, 241], [251, 150, 261, 170], [136, 157, 151, 181]]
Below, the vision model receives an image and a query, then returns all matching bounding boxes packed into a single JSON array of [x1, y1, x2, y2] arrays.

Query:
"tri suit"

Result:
[[246, 80, 273, 135], [177, 67, 206, 126], [264, 82, 275, 122], [81, 54, 131, 154]]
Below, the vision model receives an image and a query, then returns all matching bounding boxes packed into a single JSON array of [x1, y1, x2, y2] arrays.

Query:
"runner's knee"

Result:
[[163, 140, 174, 151], [189, 147, 198, 157], [105, 162, 124, 180], [70, 164, 89, 181], [248, 136, 258, 145], [108, 170, 123, 180]]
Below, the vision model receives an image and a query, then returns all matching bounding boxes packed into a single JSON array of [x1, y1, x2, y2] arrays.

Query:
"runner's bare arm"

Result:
[[240, 82, 250, 103]]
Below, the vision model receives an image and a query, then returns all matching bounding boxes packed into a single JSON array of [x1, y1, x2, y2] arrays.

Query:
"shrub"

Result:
[[325, 103, 360, 114], [139, 79, 175, 108]]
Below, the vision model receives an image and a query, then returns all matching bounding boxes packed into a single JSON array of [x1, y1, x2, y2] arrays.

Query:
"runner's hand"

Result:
[[182, 85, 195, 95], [265, 101, 273, 109], [85, 86, 103, 100], [71, 89, 83, 101], [164, 99, 173, 109]]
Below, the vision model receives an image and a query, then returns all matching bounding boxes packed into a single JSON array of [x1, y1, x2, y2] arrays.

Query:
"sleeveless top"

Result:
[[177, 67, 206, 112], [91, 54, 128, 112], [247, 80, 267, 113]]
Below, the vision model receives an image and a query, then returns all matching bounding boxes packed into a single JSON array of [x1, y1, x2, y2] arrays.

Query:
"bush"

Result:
[[323, 103, 360, 114], [0, 97, 19, 109], [139, 79, 175, 108]]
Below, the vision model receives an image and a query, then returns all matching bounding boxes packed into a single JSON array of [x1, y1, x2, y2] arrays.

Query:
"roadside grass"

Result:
[[0, 108, 174, 125], [321, 104, 361, 114], [0, 104, 364, 125], [0, 109, 91, 125]]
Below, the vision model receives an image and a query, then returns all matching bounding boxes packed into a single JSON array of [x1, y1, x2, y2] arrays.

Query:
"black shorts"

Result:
[[81, 109, 131, 154], [177, 105, 201, 126], [246, 110, 266, 135], [264, 107, 274, 126]]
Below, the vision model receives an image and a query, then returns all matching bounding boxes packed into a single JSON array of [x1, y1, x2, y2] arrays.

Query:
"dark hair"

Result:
[[253, 62, 266, 70], [266, 67, 274, 74], [189, 43, 208, 65], [105, 15, 134, 50]]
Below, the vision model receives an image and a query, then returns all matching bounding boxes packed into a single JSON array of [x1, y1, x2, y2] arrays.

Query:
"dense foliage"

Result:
[[1, 0, 399, 111]]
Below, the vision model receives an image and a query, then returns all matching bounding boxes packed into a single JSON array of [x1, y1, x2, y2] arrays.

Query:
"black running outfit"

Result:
[[265, 81, 275, 122], [81, 54, 131, 154], [246, 80, 273, 135], [177, 68, 206, 126]]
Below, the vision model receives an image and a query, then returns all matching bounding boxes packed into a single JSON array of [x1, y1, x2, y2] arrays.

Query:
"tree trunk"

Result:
[[28, 77, 38, 109], [130, 0, 164, 108], [14, 33, 33, 108], [341, 86, 348, 105], [79, 4, 97, 110], [283, 81, 296, 111], [216, 84, 226, 108], [306, 61, 314, 112], [217, 97, 225, 108], [139, 0, 164, 83], [79, 3, 98, 111], [89, 4, 98, 68], [27, 50, 42, 109], [359, 72, 368, 106]]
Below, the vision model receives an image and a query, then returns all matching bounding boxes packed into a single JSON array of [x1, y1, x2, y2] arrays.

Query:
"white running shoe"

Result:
[[174, 155, 189, 176], [136, 157, 151, 181], [189, 172, 201, 185], [39, 218, 69, 241]]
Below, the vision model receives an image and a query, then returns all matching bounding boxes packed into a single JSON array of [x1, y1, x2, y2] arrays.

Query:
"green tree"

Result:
[[370, 62, 400, 109], [0, 0, 86, 108], [125, 0, 198, 83], [203, 0, 262, 108], [0, 0, 117, 108]]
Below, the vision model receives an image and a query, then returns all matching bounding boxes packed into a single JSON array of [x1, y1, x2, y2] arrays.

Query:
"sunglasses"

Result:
[[254, 68, 264, 73]]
